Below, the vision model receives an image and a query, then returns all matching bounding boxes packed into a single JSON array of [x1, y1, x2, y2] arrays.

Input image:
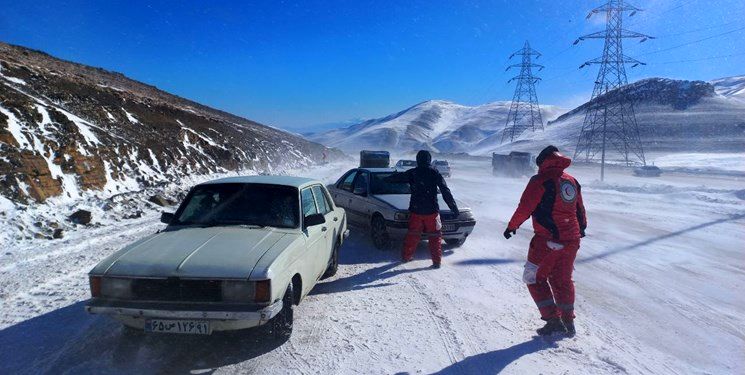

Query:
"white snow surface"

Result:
[[1, 160, 743, 374]]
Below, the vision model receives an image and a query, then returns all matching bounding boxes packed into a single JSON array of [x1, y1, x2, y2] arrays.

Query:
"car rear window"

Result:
[[174, 183, 299, 228], [370, 172, 411, 195]]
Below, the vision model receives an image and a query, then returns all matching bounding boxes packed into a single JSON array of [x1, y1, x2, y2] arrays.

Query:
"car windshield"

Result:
[[399, 160, 416, 166], [370, 172, 411, 195], [434, 161, 448, 166], [173, 183, 299, 228]]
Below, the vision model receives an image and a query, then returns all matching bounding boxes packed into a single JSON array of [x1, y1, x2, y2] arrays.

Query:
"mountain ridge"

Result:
[[0, 41, 342, 205]]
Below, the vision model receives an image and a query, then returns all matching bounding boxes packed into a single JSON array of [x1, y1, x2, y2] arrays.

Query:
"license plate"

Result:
[[145, 319, 211, 335], [442, 224, 456, 232]]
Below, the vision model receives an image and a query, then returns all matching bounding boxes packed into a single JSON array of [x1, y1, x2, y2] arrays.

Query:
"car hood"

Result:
[[93, 227, 290, 279], [372, 194, 466, 212]]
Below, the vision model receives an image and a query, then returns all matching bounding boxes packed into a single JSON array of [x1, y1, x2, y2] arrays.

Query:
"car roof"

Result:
[[199, 175, 318, 188], [357, 167, 398, 173]]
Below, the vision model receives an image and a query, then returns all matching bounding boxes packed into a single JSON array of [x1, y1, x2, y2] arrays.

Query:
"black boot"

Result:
[[536, 318, 567, 336], [562, 319, 576, 337]]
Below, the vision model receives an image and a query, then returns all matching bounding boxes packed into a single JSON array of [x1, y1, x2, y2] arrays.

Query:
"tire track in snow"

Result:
[[406, 277, 468, 365]]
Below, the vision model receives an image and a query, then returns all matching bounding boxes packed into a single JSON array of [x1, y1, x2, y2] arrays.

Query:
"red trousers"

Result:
[[403, 213, 442, 264], [524, 235, 580, 322]]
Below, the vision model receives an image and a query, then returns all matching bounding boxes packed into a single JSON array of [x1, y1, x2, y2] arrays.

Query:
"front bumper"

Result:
[[385, 219, 476, 240], [85, 299, 283, 331]]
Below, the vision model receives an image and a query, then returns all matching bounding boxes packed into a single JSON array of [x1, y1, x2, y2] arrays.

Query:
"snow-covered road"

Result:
[[1, 160, 743, 374]]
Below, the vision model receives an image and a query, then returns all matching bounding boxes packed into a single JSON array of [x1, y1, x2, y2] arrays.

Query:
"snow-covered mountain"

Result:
[[0, 42, 342, 205], [308, 100, 565, 154], [486, 77, 745, 157], [711, 75, 745, 101], [312, 77, 745, 158]]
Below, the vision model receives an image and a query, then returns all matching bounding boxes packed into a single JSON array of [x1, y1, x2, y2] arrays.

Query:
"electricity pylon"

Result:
[[501, 41, 544, 144], [573, 0, 653, 180]]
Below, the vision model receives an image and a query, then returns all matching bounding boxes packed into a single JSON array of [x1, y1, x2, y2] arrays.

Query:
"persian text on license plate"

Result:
[[146, 319, 211, 335], [442, 224, 456, 232]]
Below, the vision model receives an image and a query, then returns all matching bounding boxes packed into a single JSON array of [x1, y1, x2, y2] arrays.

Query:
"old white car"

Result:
[[328, 168, 475, 249], [86, 176, 348, 339]]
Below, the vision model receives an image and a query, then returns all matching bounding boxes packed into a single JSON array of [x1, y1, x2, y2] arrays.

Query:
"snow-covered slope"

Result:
[[309, 100, 565, 154], [482, 77, 745, 158], [311, 77, 745, 160], [0, 41, 342, 206]]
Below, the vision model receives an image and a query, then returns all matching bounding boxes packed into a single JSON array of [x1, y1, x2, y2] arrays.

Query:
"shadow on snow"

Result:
[[0, 301, 285, 374]]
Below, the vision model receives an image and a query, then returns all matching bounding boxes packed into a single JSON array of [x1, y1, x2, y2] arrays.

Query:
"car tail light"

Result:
[[89, 276, 101, 298], [255, 280, 271, 303]]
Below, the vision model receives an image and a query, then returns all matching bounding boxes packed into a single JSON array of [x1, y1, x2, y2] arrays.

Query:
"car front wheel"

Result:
[[371, 215, 391, 250], [267, 284, 294, 341]]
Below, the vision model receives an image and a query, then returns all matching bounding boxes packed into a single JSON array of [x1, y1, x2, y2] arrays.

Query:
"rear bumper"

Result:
[[386, 219, 476, 240], [85, 299, 283, 331]]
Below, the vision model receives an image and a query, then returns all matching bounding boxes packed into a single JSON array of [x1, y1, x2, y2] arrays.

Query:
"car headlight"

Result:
[[394, 211, 410, 221], [221, 280, 255, 302], [101, 277, 133, 299]]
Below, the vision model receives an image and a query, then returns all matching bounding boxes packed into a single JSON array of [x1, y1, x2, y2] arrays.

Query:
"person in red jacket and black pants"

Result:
[[504, 145, 587, 336]]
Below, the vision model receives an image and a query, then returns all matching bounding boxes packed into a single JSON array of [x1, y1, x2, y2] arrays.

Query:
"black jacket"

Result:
[[386, 166, 458, 215]]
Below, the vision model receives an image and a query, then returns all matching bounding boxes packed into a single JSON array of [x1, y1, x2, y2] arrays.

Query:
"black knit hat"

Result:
[[416, 150, 432, 167], [536, 145, 559, 166]]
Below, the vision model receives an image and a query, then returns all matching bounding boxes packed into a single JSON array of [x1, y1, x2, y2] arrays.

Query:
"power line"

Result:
[[654, 19, 741, 38], [625, 0, 697, 28], [655, 51, 745, 64], [640, 25, 745, 56]]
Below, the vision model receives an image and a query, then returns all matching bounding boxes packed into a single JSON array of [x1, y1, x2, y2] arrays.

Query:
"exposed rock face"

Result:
[[69, 210, 92, 225], [0, 42, 343, 204]]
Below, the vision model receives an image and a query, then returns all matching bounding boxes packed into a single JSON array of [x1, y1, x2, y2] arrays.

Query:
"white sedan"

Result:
[[85, 176, 348, 339]]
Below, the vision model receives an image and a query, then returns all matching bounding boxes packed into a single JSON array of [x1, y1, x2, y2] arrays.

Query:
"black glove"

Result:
[[503, 228, 516, 239]]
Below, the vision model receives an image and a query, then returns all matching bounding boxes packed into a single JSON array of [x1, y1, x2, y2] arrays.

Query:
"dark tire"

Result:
[[321, 240, 340, 279], [267, 284, 294, 341], [445, 238, 466, 247], [370, 215, 391, 250]]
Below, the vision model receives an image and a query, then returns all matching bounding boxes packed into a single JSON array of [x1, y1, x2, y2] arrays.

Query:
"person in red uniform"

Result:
[[386, 150, 459, 268], [504, 145, 587, 336]]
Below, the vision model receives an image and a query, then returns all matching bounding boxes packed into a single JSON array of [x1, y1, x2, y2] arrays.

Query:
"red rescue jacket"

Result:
[[508, 152, 587, 241]]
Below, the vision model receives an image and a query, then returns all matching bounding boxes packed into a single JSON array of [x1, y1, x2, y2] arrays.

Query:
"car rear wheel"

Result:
[[371, 215, 391, 250], [321, 239, 340, 279], [267, 284, 293, 341], [445, 238, 466, 247]]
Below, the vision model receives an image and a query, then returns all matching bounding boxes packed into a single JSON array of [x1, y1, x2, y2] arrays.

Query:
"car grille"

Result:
[[131, 278, 222, 302]]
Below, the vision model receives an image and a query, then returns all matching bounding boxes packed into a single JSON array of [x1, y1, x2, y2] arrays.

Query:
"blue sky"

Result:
[[1, 0, 743, 131]]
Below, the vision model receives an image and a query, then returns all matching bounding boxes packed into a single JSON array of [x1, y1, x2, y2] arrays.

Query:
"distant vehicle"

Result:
[[327, 167, 476, 249], [394, 159, 417, 171], [360, 150, 390, 168], [492, 151, 534, 177], [633, 165, 662, 177], [86, 176, 348, 339], [433, 160, 451, 177]]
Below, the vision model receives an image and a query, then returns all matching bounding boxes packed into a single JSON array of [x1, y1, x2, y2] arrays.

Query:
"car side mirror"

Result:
[[304, 213, 326, 229], [160, 212, 175, 224], [353, 186, 367, 196]]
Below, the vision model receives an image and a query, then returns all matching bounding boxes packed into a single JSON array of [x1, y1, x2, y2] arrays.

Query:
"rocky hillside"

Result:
[[503, 77, 745, 157], [0, 42, 342, 205], [308, 100, 564, 154]]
